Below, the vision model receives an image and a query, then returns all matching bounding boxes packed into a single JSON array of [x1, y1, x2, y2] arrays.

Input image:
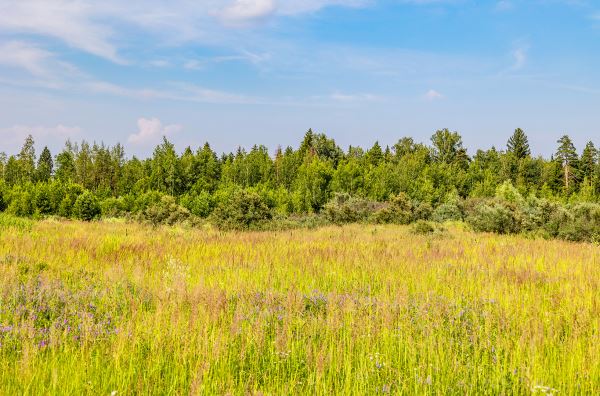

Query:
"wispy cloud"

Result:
[[330, 92, 381, 102], [0, 124, 82, 147], [423, 89, 443, 101], [0, 41, 54, 77], [219, 0, 277, 26], [86, 80, 259, 104], [511, 46, 528, 71], [0, 0, 368, 63]]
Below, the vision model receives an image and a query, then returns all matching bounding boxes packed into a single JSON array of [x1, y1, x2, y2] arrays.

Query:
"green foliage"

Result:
[[411, 219, 436, 234], [36, 146, 53, 182], [373, 192, 414, 224], [140, 195, 191, 226], [506, 128, 531, 160], [73, 191, 101, 221], [211, 189, 272, 230], [557, 203, 600, 242], [467, 201, 520, 234], [0, 130, 598, 241], [179, 191, 214, 218], [323, 193, 381, 224]]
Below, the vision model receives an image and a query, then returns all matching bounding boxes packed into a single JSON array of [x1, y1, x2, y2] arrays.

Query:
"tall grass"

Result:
[[0, 217, 598, 394]]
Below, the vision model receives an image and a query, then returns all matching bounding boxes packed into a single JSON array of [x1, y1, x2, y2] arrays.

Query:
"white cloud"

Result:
[[128, 118, 183, 145], [0, 0, 123, 63], [424, 89, 443, 101], [219, 0, 277, 26], [86, 80, 258, 104], [0, 41, 53, 76], [0, 0, 368, 63], [0, 124, 81, 146], [330, 92, 380, 102]]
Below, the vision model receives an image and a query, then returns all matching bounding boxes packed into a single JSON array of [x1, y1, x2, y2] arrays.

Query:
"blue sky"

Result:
[[0, 0, 599, 157]]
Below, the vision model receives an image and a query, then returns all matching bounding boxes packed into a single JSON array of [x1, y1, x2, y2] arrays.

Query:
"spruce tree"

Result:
[[36, 146, 53, 182], [506, 128, 531, 159], [579, 141, 597, 183]]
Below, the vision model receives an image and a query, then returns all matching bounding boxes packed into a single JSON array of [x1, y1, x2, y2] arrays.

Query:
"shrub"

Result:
[[100, 197, 126, 218], [133, 191, 163, 213], [373, 193, 413, 224], [324, 193, 381, 224], [7, 186, 34, 217], [211, 189, 272, 230], [180, 191, 214, 218], [34, 184, 53, 215], [73, 191, 101, 221], [411, 220, 436, 235], [467, 201, 520, 234], [413, 202, 433, 221], [432, 202, 463, 223], [141, 195, 191, 226], [557, 203, 600, 242]]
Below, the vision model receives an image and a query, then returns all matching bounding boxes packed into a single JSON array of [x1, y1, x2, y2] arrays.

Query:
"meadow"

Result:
[[0, 216, 598, 395]]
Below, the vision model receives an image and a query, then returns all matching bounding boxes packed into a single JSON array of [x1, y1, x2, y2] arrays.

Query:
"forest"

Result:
[[1, 128, 599, 241]]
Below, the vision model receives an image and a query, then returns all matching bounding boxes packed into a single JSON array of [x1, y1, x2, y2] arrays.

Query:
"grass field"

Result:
[[0, 216, 598, 395]]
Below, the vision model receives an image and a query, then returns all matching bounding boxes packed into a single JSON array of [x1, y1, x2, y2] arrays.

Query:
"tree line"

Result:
[[1, 128, 599, 240]]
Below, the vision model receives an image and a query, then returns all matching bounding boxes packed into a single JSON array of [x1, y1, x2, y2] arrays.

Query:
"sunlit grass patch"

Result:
[[0, 220, 598, 394]]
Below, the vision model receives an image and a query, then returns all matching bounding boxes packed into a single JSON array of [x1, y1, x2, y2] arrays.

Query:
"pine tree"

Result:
[[555, 135, 579, 191], [36, 146, 53, 182], [579, 141, 597, 183], [506, 128, 531, 159]]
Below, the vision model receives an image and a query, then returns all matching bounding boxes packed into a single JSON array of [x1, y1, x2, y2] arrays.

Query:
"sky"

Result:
[[0, 0, 599, 158]]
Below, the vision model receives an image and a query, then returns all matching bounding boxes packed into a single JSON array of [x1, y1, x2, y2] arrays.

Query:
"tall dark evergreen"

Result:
[[580, 141, 597, 183], [506, 128, 531, 159], [36, 146, 53, 182]]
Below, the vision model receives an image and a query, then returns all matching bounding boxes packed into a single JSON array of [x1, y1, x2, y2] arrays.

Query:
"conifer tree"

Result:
[[555, 135, 579, 191], [506, 128, 531, 159], [580, 141, 597, 183], [36, 146, 53, 182]]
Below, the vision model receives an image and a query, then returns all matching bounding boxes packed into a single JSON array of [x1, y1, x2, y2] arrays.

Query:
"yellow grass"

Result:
[[0, 217, 598, 394]]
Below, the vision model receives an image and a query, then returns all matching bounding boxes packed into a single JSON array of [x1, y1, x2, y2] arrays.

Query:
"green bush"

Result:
[[211, 189, 272, 230], [141, 195, 191, 226], [324, 193, 381, 224], [411, 220, 436, 235], [73, 191, 101, 221], [34, 184, 53, 215], [100, 197, 127, 218], [180, 191, 214, 218], [413, 202, 433, 221], [557, 203, 600, 242], [7, 186, 34, 217], [432, 202, 463, 223], [467, 201, 520, 234], [373, 193, 413, 224]]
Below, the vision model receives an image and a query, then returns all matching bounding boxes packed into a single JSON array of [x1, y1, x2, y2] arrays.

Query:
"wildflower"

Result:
[[532, 385, 558, 395]]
